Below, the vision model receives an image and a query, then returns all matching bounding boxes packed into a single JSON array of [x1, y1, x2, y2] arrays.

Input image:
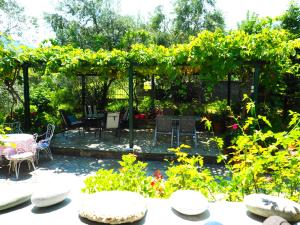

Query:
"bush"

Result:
[[106, 100, 128, 112], [164, 145, 219, 200], [82, 154, 159, 198], [211, 95, 300, 201], [82, 96, 299, 202], [82, 146, 218, 200]]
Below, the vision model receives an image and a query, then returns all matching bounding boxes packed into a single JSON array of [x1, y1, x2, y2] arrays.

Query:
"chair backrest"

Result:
[[179, 116, 196, 133], [92, 105, 98, 116], [59, 110, 69, 127], [122, 109, 129, 121], [45, 124, 55, 140], [155, 115, 173, 133], [106, 112, 120, 129], [15, 142, 36, 155], [3, 122, 22, 134], [85, 105, 99, 118]]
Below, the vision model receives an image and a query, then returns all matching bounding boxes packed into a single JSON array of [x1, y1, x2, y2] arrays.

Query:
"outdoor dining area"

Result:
[[50, 105, 219, 164], [0, 122, 55, 179]]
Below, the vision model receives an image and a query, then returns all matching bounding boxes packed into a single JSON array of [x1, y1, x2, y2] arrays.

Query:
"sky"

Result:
[[14, 0, 299, 46]]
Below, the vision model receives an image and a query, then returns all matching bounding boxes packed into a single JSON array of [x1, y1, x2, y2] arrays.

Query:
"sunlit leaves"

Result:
[[1, 28, 300, 90]]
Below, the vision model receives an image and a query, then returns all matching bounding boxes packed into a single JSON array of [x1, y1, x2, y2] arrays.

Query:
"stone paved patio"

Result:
[[51, 129, 220, 162]]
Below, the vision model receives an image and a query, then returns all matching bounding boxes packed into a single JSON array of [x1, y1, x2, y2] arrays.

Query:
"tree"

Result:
[[172, 0, 224, 43], [149, 5, 172, 46], [119, 29, 155, 50], [238, 11, 275, 34], [0, 0, 37, 37], [45, 0, 138, 51], [150, 5, 166, 32], [281, 0, 300, 37]]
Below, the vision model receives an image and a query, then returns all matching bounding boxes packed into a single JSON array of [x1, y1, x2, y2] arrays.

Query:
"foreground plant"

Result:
[[82, 154, 161, 198], [82, 99, 299, 202], [164, 145, 218, 200], [211, 95, 300, 201]]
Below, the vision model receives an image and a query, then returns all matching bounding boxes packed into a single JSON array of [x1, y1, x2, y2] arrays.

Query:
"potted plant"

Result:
[[204, 100, 228, 135]]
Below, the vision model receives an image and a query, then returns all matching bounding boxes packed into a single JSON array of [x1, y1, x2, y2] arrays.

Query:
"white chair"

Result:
[[35, 124, 55, 162], [106, 112, 120, 129], [103, 112, 120, 140], [6, 142, 36, 179]]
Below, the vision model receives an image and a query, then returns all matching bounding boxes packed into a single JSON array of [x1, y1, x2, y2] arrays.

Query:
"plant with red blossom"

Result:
[[231, 123, 238, 130], [150, 169, 165, 197]]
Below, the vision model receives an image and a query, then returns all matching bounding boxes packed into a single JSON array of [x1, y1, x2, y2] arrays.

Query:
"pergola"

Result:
[[21, 61, 262, 149]]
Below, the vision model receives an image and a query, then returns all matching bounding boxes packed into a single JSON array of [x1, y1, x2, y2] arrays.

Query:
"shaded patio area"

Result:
[[51, 128, 220, 163]]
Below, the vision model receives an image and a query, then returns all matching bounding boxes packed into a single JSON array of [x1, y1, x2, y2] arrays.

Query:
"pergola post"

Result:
[[81, 75, 86, 116], [227, 73, 231, 106], [23, 64, 30, 131], [150, 74, 155, 115], [253, 63, 260, 106], [128, 64, 134, 149]]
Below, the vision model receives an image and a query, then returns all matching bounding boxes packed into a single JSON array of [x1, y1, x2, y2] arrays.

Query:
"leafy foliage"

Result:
[[82, 102, 299, 202], [281, 0, 300, 38], [172, 0, 225, 42], [82, 154, 159, 198], [164, 145, 218, 199], [214, 96, 300, 201]]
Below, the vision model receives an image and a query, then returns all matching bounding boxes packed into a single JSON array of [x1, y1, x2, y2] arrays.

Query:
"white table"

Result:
[[0, 133, 36, 157]]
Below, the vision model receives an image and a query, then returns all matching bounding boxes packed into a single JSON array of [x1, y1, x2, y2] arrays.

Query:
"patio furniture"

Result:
[[59, 110, 84, 136], [85, 112, 106, 138], [178, 116, 198, 147], [34, 123, 55, 162], [0, 134, 37, 179], [3, 122, 23, 134], [104, 112, 121, 140], [84, 105, 103, 119], [119, 109, 129, 129], [153, 115, 176, 147]]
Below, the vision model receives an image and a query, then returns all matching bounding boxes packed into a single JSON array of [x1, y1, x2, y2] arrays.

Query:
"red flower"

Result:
[[154, 170, 163, 180], [232, 124, 238, 130], [151, 180, 156, 187]]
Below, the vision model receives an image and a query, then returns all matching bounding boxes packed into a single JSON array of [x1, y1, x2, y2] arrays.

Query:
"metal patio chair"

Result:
[[5, 142, 36, 179], [59, 110, 84, 136], [153, 115, 176, 147], [178, 116, 198, 147], [34, 123, 55, 162]]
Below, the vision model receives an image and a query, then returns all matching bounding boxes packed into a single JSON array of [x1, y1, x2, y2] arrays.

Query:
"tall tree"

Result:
[[281, 0, 300, 37], [238, 11, 275, 34], [45, 0, 137, 50], [172, 0, 224, 43], [149, 5, 172, 46], [0, 0, 37, 37]]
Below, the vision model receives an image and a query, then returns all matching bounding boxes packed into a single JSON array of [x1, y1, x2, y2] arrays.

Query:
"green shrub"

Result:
[[212, 95, 300, 201], [106, 100, 128, 112], [164, 145, 218, 200], [82, 146, 218, 200], [82, 154, 159, 198]]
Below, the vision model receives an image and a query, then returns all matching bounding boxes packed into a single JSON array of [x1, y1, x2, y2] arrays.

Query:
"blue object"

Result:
[[67, 115, 77, 123]]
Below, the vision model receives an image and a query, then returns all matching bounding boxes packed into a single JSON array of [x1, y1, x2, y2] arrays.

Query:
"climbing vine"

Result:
[[1, 28, 299, 89]]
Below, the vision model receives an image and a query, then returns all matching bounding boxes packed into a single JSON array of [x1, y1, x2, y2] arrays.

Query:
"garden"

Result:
[[1, 25, 299, 201], [0, 0, 300, 224]]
